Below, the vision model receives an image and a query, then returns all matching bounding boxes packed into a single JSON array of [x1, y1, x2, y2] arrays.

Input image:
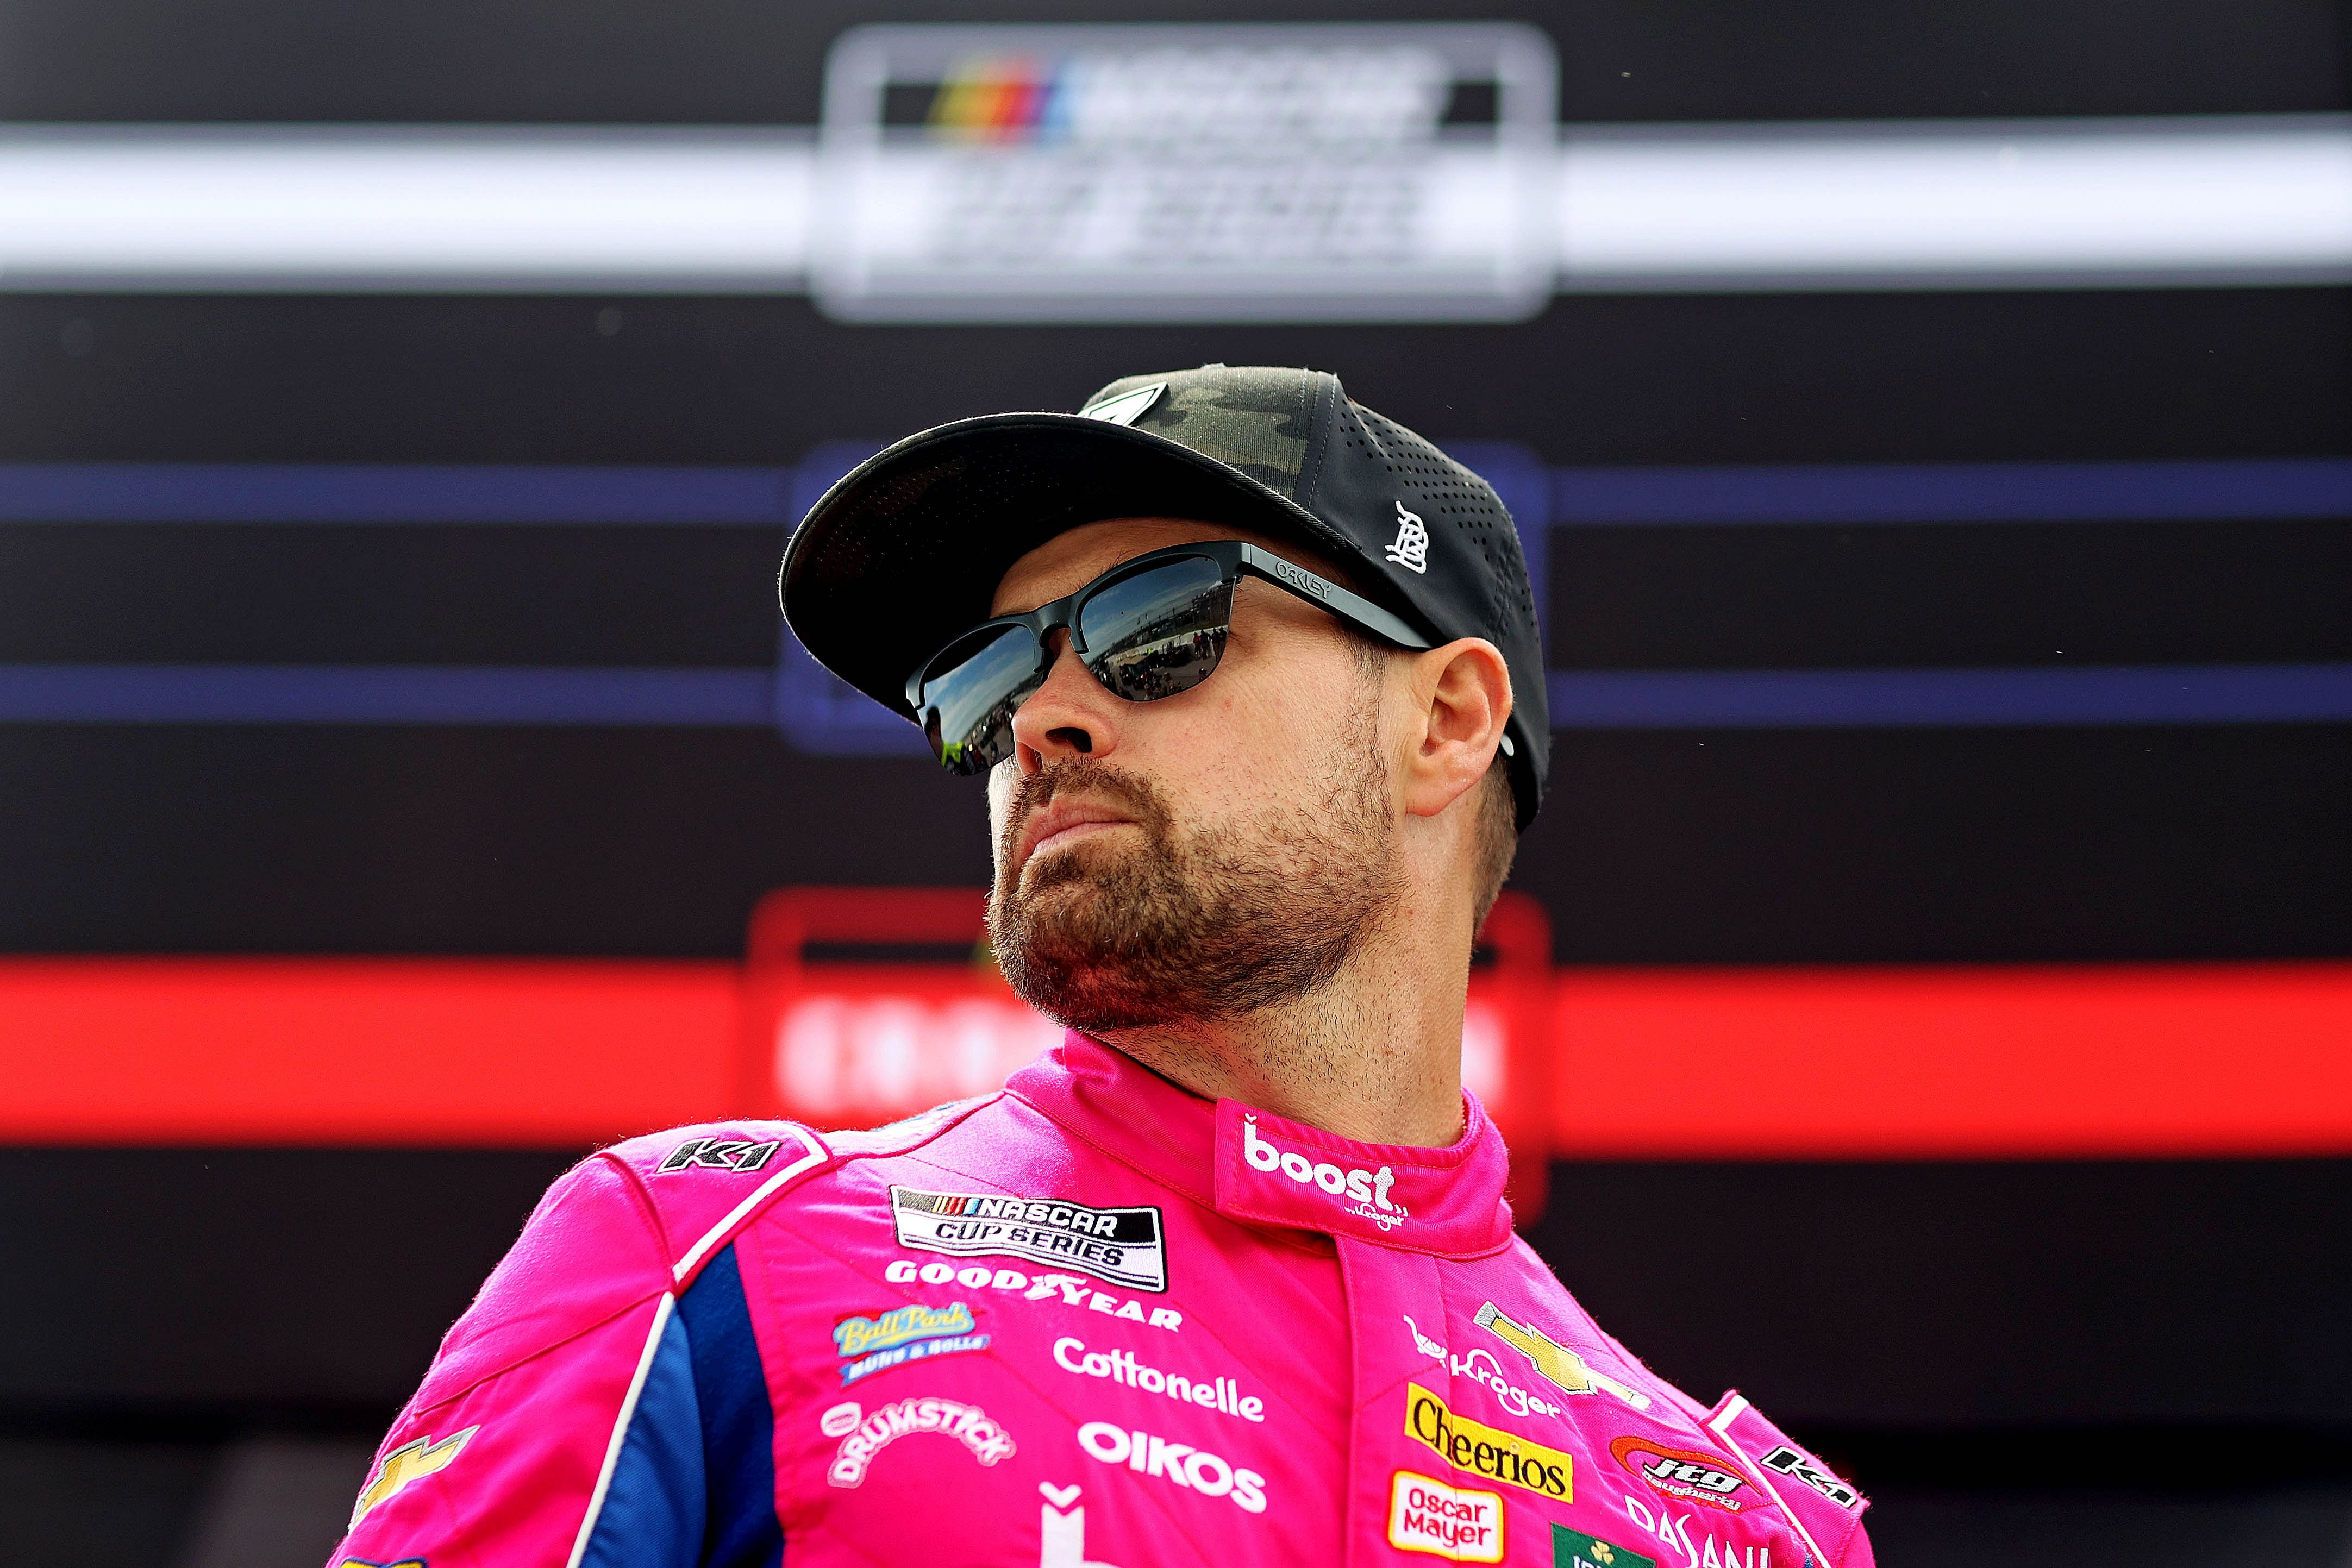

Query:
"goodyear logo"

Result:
[[1404, 1383, 1572, 1501]]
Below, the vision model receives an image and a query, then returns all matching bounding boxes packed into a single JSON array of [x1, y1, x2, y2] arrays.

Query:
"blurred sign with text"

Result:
[[812, 22, 1559, 322]]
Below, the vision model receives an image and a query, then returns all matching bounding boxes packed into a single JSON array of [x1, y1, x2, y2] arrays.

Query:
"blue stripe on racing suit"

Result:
[[578, 1243, 781, 1567]]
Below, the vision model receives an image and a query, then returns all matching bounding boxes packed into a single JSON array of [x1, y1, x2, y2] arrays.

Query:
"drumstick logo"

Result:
[[1472, 1303, 1649, 1410]]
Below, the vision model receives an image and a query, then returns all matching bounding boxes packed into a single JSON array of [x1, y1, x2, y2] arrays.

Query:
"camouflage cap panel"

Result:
[[1085, 367, 1316, 501]]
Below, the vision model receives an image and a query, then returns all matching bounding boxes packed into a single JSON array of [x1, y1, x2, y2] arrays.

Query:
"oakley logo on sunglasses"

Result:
[[1267, 557, 1331, 601], [1385, 502, 1430, 575]]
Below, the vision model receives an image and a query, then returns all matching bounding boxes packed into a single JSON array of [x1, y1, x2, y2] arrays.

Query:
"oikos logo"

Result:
[[1242, 1115, 1406, 1231], [1076, 1421, 1267, 1514]]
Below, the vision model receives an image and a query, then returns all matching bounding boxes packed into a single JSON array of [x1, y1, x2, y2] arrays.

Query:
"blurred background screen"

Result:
[[1, 2, 2349, 1564]]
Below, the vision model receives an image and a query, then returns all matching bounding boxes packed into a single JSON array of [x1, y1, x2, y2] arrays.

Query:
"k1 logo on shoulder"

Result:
[[891, 1187, 1169, 1293], [659, 1136, 783, 1175], [1242, 1115, 1406, 1232], [1761, 1445, 1862, 1510]]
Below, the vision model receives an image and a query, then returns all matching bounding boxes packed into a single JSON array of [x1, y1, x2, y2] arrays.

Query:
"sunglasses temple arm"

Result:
[[1234, 544, 1434, 651]]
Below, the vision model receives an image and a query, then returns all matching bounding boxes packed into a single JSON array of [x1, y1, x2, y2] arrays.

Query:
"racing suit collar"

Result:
[[1005, 1031, 1515, 1258]]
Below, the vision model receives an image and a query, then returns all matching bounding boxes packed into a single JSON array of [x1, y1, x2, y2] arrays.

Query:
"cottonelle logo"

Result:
[[1242, 1115, 1406, 1231], [1404, 1383, 1572, 1501]]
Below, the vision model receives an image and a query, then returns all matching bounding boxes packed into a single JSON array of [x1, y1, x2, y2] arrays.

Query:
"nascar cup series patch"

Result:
[[889, 1187, 1170, 1293]]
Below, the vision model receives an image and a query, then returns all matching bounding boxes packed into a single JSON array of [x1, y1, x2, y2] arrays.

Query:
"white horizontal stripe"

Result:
[[1560, 115, 2352, 288], [0, 127, 812, 289], [1, 116, 2344, 294]]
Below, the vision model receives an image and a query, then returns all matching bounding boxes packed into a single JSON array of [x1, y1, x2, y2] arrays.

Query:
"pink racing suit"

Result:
[[331, 1033, 1873, 1568]]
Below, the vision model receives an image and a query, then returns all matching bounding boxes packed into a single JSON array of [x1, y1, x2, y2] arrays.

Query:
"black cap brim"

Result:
[[779, 412, 1380, 718]]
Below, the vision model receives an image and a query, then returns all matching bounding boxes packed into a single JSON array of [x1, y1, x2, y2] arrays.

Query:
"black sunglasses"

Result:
[[905, 540, 1434, 775]]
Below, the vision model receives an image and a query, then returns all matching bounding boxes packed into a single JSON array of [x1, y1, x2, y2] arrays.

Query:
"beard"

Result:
[[988, 709, 1402, 1032]]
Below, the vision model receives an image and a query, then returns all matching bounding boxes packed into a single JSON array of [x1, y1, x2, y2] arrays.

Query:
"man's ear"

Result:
[[1399, 638, 1513, 821]]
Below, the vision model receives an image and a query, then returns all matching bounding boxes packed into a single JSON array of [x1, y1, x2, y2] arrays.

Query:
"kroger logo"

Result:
[[1243, 1114, 1405, 1230]]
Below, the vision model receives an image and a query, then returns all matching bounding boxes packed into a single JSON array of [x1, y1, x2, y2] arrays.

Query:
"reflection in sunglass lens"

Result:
[[1077, 556, 1233, 704], [919, 622, 1046, 774]]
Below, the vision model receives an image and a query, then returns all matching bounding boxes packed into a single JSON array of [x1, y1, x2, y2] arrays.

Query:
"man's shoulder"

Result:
[[609, 1095, 1015, 1271], [402, 1096, 1013, 1416]]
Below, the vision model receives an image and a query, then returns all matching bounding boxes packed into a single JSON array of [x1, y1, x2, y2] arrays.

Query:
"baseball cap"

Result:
[[779, 365, 1550, 829]]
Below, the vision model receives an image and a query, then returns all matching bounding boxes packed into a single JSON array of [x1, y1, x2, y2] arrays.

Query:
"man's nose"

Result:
[[1009, 629, 1122, 775]]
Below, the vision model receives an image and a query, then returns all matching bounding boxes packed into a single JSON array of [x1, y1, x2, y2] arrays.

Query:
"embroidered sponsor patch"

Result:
[[1473, 1301, 1650, 1409], [349, 1426, 477, 1530], [832, 1301, 991, 1384], [1610, 1434, 1753, 1513], [1404, 1383, 1572, 1501], [1553, 1524, 1656, 1568], [1760, 1444, 1862, 1509], [1388, 1470, 1505, 1561], [826, 1396, 1015, 1487], [1050, 1335, 1264, 1421], [1075, 1421, 1267, 1513], [658, 1136, 783, 1174], [890, 1187, 1168, 1293], [883, 1258, 1183, 1330], [1241, 1113, 1407, 1232]]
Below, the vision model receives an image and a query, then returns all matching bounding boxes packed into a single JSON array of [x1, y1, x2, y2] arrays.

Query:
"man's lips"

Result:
[[1013, 798, 1137, 877]]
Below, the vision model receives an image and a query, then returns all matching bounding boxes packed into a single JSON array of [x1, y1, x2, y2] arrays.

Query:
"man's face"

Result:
[[983, 517, 1404, 1030]]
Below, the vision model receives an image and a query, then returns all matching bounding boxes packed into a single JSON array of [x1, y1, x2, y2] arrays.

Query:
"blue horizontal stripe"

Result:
[[1550, 459, 2352, 525], [1, 663, 2345, 729], [0, 665, 774, 725], [1548, 665, 2352, 728], [4, 457, 2344, 527], [0, 463, 791, 524]]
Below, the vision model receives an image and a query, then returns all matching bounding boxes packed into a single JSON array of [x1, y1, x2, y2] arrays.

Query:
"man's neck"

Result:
[[1094, 890, 1473, 1149]]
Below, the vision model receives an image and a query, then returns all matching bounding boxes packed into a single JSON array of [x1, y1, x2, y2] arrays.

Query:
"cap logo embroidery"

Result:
[[1078, 381, 1166, 427], [1385, 500, 1430, 574]]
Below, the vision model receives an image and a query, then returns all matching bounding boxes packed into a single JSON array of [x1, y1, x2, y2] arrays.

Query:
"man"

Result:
[[332, 367, 1872, 1568]]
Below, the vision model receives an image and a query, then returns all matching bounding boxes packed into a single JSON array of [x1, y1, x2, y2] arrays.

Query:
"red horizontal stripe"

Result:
[[1553, 964, 2352, 1159], [0, 957, 736, 1146], [2, 956, 2348, 1156]]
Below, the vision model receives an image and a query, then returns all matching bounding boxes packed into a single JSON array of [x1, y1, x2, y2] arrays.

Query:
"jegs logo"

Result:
[[1609, 1435, 1752, 1513]]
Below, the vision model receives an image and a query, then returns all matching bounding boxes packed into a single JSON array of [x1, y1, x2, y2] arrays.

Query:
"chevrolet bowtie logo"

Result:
[[349, 1426, 478, 1530], [1474, 1303, 1649, 1408]]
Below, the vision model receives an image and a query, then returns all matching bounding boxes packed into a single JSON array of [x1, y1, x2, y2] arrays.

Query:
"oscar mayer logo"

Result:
[[1609, 1434, 1753, 1513], [1404, 1383, 1571, 1501]]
